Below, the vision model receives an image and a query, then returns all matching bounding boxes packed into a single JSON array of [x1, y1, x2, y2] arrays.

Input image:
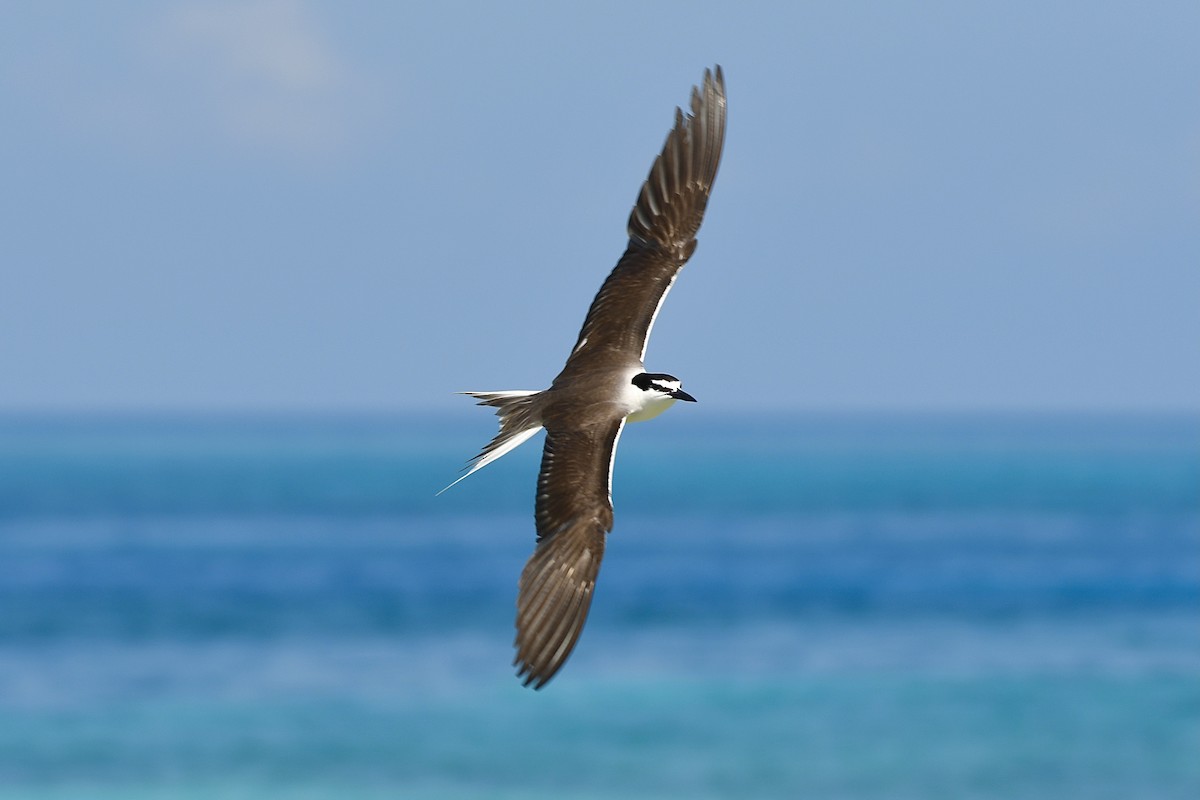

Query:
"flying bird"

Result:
[[445, 66, 727, 688]]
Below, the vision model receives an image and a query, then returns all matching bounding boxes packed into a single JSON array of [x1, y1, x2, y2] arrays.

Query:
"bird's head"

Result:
[[627, 372, 696, 423], [632, 372, 696, 403]]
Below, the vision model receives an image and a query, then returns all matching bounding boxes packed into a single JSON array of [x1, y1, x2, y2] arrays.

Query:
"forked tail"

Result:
[[437, 390, 544, 495]]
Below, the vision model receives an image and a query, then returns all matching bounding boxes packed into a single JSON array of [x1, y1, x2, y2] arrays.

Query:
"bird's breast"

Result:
[[626, 393, 676, 423]]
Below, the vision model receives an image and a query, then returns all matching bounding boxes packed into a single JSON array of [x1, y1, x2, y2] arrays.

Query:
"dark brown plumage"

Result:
[[450, 68, 725, 688], [506, 67, 727, 689], [566, 66, 727, 365]]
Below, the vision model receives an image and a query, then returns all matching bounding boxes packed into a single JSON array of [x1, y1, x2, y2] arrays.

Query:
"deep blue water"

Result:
[[1, 412, 1198, 798]]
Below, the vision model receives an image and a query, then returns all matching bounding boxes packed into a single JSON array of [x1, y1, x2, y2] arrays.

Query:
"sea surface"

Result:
[[1, 412, 1197, 799]]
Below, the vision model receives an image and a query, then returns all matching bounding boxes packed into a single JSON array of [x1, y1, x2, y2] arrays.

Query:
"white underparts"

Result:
[[626, 393, 676, 423]]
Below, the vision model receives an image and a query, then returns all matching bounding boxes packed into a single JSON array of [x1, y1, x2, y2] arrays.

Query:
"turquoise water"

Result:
[[1, 413, 1198, 798]]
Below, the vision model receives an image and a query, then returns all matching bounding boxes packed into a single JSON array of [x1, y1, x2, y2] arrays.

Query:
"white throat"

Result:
[[626, 392, 676, 423]]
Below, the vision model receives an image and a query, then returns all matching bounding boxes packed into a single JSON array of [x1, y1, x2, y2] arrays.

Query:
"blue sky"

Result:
[[2, 1, 1197, 412]]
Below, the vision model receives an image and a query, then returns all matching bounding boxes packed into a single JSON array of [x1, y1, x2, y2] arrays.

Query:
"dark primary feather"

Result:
[[514, 418, 624, 689], [566, 66, 727, 363]]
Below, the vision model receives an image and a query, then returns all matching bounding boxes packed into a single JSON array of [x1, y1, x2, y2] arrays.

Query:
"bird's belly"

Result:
[[626, 395, 676, 423]]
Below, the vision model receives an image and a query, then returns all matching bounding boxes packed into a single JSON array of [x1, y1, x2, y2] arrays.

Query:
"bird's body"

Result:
[[446, 67, 727, 688]]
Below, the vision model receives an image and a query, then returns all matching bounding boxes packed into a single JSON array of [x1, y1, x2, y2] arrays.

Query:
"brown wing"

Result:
[[514, 416, 625, 688], [566, 66, 727, 364]]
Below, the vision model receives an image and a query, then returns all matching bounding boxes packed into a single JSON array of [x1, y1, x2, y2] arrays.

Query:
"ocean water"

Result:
[[0, 412, 1197, 799]]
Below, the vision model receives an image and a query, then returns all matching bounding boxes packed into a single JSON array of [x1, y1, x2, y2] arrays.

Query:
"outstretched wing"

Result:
[[514, 416, 625, 689], [565, 66, 727, 365]]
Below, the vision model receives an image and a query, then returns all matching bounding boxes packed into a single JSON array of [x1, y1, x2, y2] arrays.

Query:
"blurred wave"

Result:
[[0, 413, 1197, 798]]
